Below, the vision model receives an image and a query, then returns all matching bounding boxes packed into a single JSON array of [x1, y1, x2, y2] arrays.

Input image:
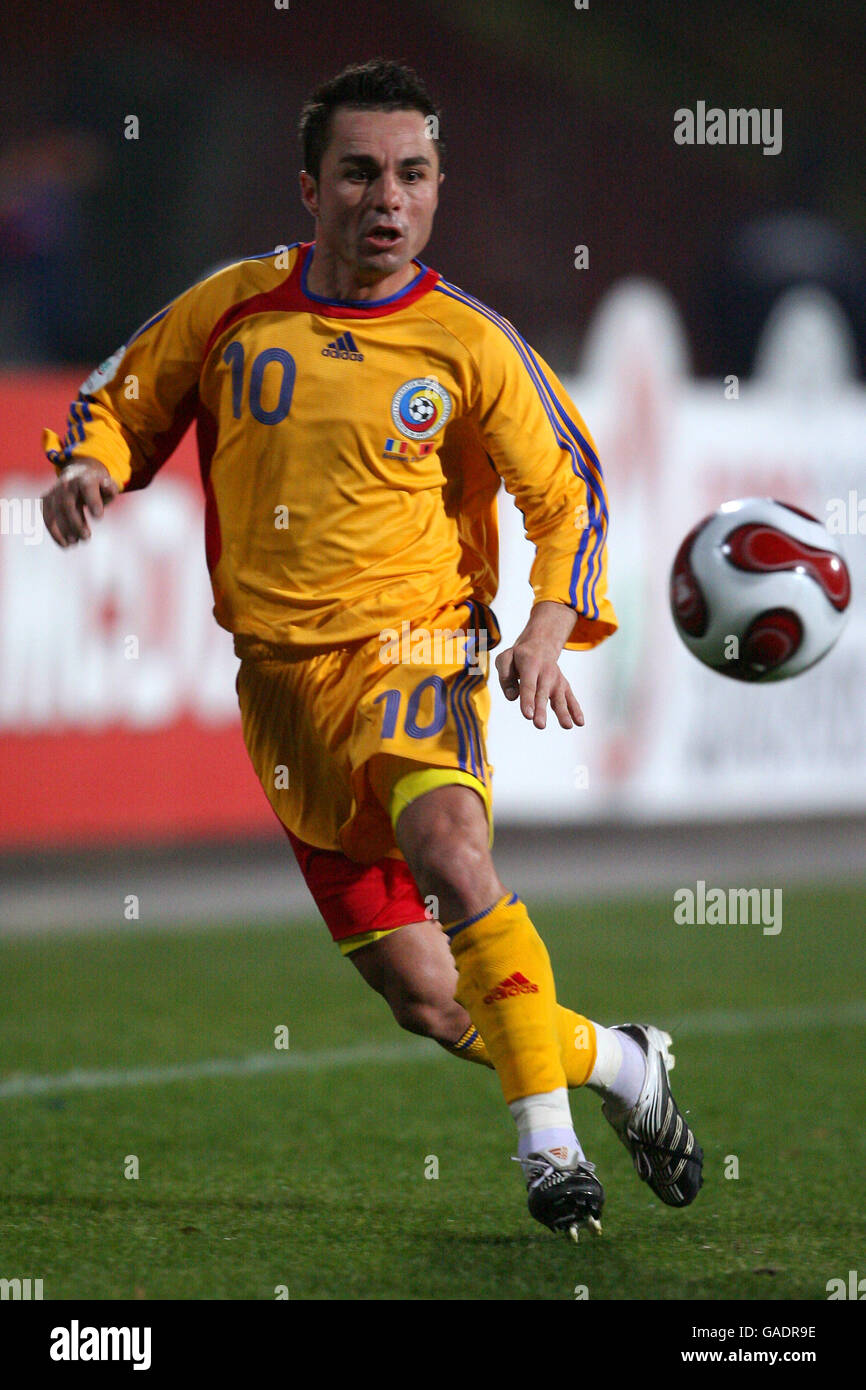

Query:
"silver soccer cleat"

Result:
[[601, 1024, 703, 1207]]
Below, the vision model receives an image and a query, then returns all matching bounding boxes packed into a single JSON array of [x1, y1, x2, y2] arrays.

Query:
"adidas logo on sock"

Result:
[[483, 971, 539, 1005], [321, 331, 364, 361]]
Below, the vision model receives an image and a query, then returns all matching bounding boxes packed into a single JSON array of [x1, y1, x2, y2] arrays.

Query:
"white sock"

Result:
[[508, 1087, 585, 1165], [585, 1024, 646, 1110]]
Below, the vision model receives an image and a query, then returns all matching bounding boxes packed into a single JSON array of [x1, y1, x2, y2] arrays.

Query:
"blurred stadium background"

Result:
[[1, 0, 865, 1302]]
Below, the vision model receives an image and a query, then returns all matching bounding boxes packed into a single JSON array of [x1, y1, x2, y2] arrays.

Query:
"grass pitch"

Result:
[[1, 882, 865, 1301]]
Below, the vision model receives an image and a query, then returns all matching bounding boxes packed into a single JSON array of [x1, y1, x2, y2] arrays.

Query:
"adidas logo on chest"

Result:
[[321, 332, 364, 362]]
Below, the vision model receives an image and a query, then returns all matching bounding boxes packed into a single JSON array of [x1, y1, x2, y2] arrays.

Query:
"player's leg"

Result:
[[340, 895, 665, 1115], [335, 867, 642, 1091], [337, 853, 702, 1209], [382, 772, 603, 1239], [282, 765, 701, 1213], [280, 816, 479, 1049], [389, 780, 570, 1090], [379, 764, 701, 1217], [345, 918, 481, 1054], [345, 914, 608, 1079], [235, 651, 456, 1040]]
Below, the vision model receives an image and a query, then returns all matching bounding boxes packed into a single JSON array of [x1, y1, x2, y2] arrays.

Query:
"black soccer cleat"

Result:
[[522, 1151, 604, 1243], [601, 1024, 703, 1208]]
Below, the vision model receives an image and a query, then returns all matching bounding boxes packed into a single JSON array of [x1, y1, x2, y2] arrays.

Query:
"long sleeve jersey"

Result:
[[45, 241, 617, 655]]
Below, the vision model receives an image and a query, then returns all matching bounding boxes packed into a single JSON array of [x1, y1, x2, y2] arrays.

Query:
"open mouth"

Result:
[[362, 225, 403, 252]]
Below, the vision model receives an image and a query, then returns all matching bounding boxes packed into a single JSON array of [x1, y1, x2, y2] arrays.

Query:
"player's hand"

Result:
[[495, 602, 585, 731], [41, 459, 119, 548]]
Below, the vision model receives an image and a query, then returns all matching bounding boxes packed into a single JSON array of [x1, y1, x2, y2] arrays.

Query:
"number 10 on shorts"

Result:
[[374, 677, 447, 740]]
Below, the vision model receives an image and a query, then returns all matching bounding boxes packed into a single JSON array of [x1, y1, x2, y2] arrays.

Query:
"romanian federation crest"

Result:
[[390, 377, 452, 440]]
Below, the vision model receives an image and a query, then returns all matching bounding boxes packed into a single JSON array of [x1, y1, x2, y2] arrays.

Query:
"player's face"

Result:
[[301, 107, 442, 289]]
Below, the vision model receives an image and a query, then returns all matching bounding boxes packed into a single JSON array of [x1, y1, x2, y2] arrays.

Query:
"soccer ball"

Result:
[[409, 394, 435, 423], [670, 497, 852, 681]]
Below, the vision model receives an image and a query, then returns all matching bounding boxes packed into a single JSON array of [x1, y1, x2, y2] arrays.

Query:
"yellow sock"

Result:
[[555, 1007, 598, 1086], [445, 1009, 597, 1085], [441, 1023, 492, 1066], [445, 892, 567, 1104]]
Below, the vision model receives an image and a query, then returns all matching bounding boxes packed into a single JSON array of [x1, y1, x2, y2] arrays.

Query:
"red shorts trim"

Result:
[[284, 826, 428, 944]]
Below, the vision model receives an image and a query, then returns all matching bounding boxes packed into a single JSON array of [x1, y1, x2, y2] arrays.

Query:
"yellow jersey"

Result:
[[45, 241, 617, 654]]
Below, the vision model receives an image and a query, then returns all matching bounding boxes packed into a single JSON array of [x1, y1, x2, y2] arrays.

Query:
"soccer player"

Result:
[[41, 59, 702, 1240]]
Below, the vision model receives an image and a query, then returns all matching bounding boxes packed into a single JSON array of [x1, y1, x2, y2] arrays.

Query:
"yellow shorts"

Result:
[[235, 599, 497, 865]]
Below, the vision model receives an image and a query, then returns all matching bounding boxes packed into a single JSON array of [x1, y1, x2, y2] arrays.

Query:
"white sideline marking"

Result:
[[1, 1000, 864, 1101], [0, 1039, 434, 1100], [671, 999, 866, 1036]]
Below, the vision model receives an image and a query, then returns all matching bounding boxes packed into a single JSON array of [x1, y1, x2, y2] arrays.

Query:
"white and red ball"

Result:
[[670, 498, 851, 681]]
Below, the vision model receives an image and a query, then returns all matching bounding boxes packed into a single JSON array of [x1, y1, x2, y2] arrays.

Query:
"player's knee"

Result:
[[422, 837, 487, 892]]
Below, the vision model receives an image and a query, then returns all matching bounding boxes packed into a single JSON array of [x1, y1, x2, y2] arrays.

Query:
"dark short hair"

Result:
[[299, 59, 444, 180]]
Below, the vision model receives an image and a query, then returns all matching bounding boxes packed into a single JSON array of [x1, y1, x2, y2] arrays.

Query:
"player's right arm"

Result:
[[42, 458, 120, 547], [39, 250, 293, 550], [42, 285, 207, 504], [39, 279, 205, 550]]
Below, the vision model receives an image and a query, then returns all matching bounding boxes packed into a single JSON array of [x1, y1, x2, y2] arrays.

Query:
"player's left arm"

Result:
[[471, 322, 618, 728], [495, 598, 584, 730]]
